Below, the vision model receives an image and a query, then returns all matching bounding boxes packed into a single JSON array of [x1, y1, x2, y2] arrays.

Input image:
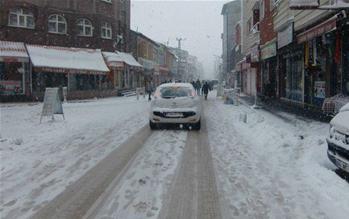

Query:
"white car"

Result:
[[327, 103, 349, 173], [149, 83, 201, 130]]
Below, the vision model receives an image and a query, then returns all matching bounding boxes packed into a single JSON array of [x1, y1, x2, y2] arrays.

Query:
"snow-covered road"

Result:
[[205, 96, 349, 219], [0, 97, 149, 218], [1, 93, 349, 219]]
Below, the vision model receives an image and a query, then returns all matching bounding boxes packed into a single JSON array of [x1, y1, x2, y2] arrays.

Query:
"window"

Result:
[[8, 8, 35, 29], [77, 19, 93, 37], [48, 15, 67, 34], [260, 0, 265, 20], [101, 22, 112, 39], [101, 0, 112, 3]]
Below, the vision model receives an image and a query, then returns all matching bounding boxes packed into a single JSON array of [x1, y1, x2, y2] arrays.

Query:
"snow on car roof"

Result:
[[340, 103, 349, 112], [158, 82, 194, 89]]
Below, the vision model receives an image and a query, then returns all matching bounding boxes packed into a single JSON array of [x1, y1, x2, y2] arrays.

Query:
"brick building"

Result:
[[0, 0, 132, 101], [259, 0, 277, 98], [0, 0, 130, 51]]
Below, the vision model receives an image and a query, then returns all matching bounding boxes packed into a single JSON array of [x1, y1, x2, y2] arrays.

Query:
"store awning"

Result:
[[297, 16, 337, 44], [0, 41, 29, 62], [26, 45, 110, 75], [103, 51, 143, 69]]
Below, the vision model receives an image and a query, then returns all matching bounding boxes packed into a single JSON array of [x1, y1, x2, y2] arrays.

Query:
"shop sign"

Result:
[[278, 24, 293, 49], [139, 58, 154, 70], [0, 57, 29, 63], [35, 67, 107, 75], [0, 80, 22, 95], [314, 81, 326, 99], [40, 88, 64, 123], [250, 45, 260, 62], [297, 16, 337, 44], [289, 0, 319, 9], [261, 42, 276, 60], [108, 61, 124, 68]]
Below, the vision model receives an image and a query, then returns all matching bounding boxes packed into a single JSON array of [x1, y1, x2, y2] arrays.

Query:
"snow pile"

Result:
[[205, 96, 349, 219], [0, 96, 149, 218]]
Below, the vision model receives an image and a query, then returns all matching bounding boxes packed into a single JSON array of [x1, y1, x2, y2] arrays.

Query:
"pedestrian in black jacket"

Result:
[[202, 82, 210, 100]]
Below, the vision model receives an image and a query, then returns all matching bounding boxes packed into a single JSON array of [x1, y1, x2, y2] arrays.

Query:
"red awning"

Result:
[[297, 16, 337, 44], [0, 41, 29, 62]]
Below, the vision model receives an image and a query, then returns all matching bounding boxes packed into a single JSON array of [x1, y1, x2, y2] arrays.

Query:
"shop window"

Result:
[[101, 22, 112, 39], [77, 19, 93, 37], [48, 15, 67, 34], [8, 8, 35, 29]]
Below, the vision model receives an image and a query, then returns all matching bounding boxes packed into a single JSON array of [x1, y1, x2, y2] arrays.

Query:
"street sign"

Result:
[[40, 87, 65, 123]]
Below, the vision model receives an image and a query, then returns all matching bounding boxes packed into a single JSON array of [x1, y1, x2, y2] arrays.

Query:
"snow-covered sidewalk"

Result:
[[205, 95, 349, 219], [0, 97, 149, 218]]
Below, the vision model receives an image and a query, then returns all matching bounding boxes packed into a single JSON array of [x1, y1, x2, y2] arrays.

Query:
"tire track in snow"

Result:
[[159, 108, 222, 219], [85, 130, 187, 219], [31, 125, 152, 219]]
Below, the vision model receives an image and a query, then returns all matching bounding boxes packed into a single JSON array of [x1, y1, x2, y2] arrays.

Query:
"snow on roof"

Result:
[[103, 51, 142, 68], [158, 82, 194, 89], [0, 41, 29, 60], [26, 45, 110, 74]]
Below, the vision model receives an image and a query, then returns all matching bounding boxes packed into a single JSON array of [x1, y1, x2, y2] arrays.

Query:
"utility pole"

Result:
[[176, 37, 185, 49]]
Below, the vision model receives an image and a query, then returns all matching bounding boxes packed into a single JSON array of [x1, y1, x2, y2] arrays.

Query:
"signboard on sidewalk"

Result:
[[40, 88, 64, 122], [314, 81, 326, 99]]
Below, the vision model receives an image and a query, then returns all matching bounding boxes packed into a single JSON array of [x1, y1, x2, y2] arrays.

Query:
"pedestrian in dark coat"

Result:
[[202, 81, 210, 100]]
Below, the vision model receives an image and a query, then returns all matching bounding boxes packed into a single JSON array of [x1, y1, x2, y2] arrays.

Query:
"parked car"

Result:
[[149, 83, 201, 130], [327, 103, 349, 173]]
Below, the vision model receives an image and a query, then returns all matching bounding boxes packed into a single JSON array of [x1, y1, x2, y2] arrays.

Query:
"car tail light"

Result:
[[154, 90, 161, 99]]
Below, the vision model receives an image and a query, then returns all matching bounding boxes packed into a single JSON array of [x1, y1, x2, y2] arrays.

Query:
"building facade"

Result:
[[221, 0, 241, 87], [0, 0, 132, 100]]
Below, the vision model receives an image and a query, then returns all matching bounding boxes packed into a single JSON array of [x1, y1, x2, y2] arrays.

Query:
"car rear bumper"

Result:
[[327, 139, 349, 173], [150, 110, 200, 124]]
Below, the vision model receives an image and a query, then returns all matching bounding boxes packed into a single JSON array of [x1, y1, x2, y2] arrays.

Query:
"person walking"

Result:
[[196, 79, 201, 96], [202, 81, 210, 100], [146, 81, 154, 101]]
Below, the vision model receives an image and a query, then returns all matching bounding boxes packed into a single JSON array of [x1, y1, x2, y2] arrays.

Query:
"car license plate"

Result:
[[166, 112, 183, 118]]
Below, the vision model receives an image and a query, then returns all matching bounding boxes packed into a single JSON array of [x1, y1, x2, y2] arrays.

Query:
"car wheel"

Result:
[[193, 120, 201, 130], [149, 121, 157, 130]]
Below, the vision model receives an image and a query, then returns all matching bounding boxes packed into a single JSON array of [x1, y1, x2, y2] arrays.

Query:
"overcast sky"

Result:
[[131, 0, 228, 79]]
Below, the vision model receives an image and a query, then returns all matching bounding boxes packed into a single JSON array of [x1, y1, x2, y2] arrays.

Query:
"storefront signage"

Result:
[[138, 58, 154, 70], [250, 45, 260, 62], [35, 67, 107, 75], [261, 42, 277, 60], [314, 81, 326, 99], [0, 80, 22, 95], [278, 24, 293, 49], [297, 16, 337, 44], [289, 0, 319, 9]]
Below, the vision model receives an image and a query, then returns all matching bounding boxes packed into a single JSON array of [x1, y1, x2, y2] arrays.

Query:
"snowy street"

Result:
[[1, 93, 349, 219]]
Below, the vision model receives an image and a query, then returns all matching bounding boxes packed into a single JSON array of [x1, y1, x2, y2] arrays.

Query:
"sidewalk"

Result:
[[238, 94, 332, 123]]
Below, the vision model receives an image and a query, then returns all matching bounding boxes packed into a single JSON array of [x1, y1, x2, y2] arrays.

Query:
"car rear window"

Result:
[[159, 86, 193, 98]]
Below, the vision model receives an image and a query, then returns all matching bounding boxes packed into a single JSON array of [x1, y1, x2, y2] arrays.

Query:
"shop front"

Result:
[[26, 45, 110, 100], [297, 15, 339, 108], [103, 51, 143, 89], [0, 41, 30, 99], [277, 22, 304, 103], [260, 40, 277, 98]]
